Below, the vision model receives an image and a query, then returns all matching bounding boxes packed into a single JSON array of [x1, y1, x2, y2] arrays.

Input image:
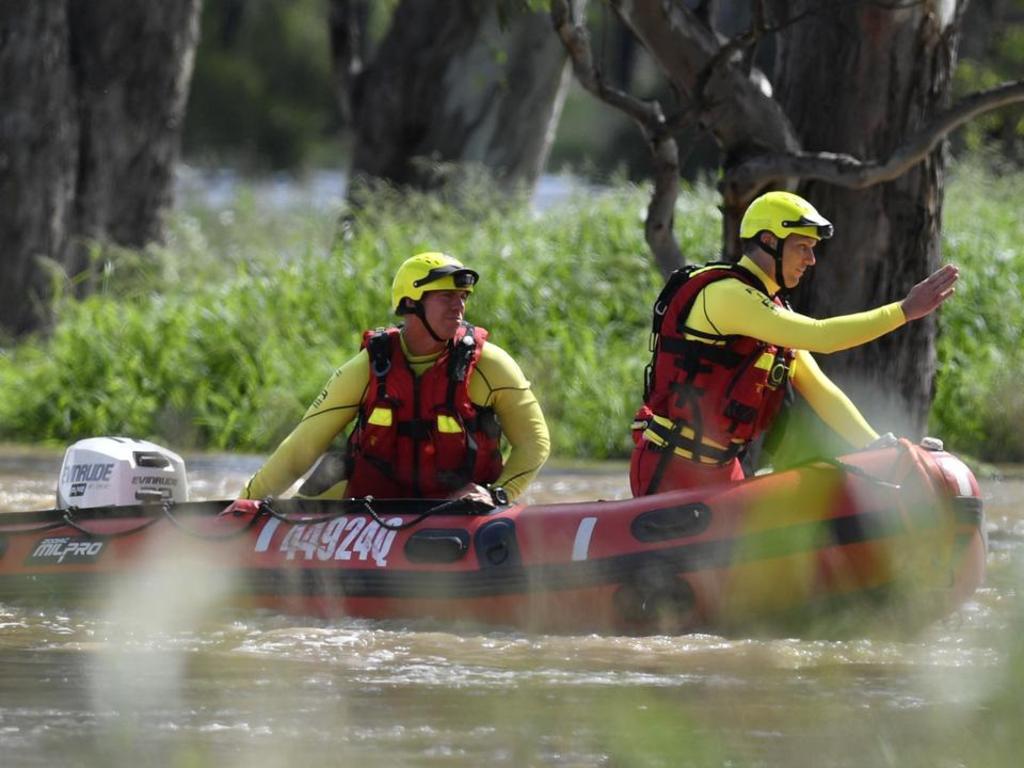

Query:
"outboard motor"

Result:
[[56, 437, 189, 509]]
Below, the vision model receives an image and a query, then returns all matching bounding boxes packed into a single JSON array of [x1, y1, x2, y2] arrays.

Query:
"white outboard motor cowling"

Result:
[[56, 437, 189, 509]]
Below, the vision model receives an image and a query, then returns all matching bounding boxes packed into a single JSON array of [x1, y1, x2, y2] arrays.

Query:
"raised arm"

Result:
[[698, 278, 906, 354]]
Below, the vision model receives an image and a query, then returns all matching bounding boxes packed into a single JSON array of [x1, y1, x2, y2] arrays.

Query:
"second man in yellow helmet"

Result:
[[630, 191, 959, 495], [241, 252, 550, 507]]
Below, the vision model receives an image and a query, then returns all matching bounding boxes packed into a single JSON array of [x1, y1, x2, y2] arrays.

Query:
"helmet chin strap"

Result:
[[411, 302, 446, 344], [761, 234, 788, 297], [774, 256, 787, 296]]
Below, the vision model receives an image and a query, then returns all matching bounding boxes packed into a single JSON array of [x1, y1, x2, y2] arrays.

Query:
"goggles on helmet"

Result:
[[782, 217, 834, 240], [412, 265, 479, 290]]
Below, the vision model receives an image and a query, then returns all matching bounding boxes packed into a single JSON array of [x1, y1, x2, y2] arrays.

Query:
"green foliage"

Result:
[[2, 164, 1022, 462], [183, 0, 342, 170], [953, 2, 1024, 163], [953, 61, 1024, 161], [931, 160, 1024, 462], [0, 179, 719, 457]]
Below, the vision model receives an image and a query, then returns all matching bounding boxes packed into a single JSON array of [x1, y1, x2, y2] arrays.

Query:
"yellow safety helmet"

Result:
[[391, 252, 479, 315], [739, 191, 834, 242]]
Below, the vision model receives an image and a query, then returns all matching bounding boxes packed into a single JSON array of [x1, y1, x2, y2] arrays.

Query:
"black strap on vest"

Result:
[[351, 328, 396, 439], [645, 265, 701, 400], [643, 261, 777, 417], [443, 323, 480, 488], [651, 265, 702, 333], [338, 329, 398, 489], [645, 418, 745, 465], [397, 420, 432, 439], [640, 263, 779, 493], [644, 262, 766, 402], [445, 324, 477, 406], [367, 329, 393, 388], [643, 414, 745, 495]]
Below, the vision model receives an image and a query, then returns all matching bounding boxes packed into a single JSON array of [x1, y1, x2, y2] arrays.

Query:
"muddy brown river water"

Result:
[[2, 446, 1023, 767]]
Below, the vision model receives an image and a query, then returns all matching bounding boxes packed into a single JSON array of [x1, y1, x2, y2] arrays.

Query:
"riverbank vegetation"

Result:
[[1, 161, 1021, 462]]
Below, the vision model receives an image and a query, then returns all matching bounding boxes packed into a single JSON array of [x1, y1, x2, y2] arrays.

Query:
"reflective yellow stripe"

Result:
[[367, 407, 393, 427], [642, 414, 741, 465], [754, 351, 775, 370], [437, 415, 463, 434]]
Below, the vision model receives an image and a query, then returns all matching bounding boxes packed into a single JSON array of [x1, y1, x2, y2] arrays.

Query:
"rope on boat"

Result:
[[365, 496, 492, 530], [256, 498, 360, 525], [0, 518, 77, 537], [158, 500, 265, 541], [1, 496, 490, 544], [810, 457, 903, 489], [60, 510, 163, 539], [258, 495, 489, 532], [60, 502, 257, 541]]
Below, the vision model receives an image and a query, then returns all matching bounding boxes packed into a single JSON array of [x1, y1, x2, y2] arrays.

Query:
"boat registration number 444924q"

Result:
[[254, 517, 403, 567]]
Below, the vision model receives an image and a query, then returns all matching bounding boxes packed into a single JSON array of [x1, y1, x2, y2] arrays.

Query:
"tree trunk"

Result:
[[772, 1, 966, 436], [0, 0, 200, 337], [349, 0, 576, 193], [0, 1, 77, 337], [67, 0, 201, 278], [328, 0, 371, 127], [562, 0, 1017, 454]]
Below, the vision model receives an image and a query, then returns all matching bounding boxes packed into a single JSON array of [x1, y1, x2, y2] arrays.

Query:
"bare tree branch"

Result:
[[694, 1, 764, 99], [550, 0, 661, 128], [696, 0, 927, 103], [611, 0, 801, 158], [645, 132, 682, 274], [722, 80, 1024, 189], [550, 0, 683, 274]]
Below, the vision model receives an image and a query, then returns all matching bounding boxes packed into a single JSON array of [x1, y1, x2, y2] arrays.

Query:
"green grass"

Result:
[[0, 162, 1021, 462], [931, 160, 1024, 462]]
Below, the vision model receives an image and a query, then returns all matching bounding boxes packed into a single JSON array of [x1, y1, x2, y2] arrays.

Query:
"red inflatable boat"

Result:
[[0, 437, 985, 636]]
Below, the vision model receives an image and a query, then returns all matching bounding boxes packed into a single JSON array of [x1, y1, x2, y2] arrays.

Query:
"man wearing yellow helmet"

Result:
[[630, 190, 959, 495], [241, 252, 550, 506]]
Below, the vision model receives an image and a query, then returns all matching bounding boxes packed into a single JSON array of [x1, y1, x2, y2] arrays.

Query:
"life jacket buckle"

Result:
[[367, 331, 392, 378]]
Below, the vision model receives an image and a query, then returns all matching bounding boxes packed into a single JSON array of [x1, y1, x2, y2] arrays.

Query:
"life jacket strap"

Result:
[[643, 417, 746, 466], [396, 420, 433, 439], [659, 336, 745, 368], [443, 323, 481, 487], [465, 407, 501, 439], [367, 330, 393, 380]]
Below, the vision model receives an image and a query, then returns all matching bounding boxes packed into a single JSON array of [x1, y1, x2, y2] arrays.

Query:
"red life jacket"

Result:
[[638, 263, 793, 463], [344, 323, 503, 498]]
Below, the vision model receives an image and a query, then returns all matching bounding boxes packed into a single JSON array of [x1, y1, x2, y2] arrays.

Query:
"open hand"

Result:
[[901, 264, 959, 321]]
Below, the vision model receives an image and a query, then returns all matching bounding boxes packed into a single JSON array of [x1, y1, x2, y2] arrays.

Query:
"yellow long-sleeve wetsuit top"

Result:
[[241, 333, 550, 501], [648, 255, 906, 453]]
